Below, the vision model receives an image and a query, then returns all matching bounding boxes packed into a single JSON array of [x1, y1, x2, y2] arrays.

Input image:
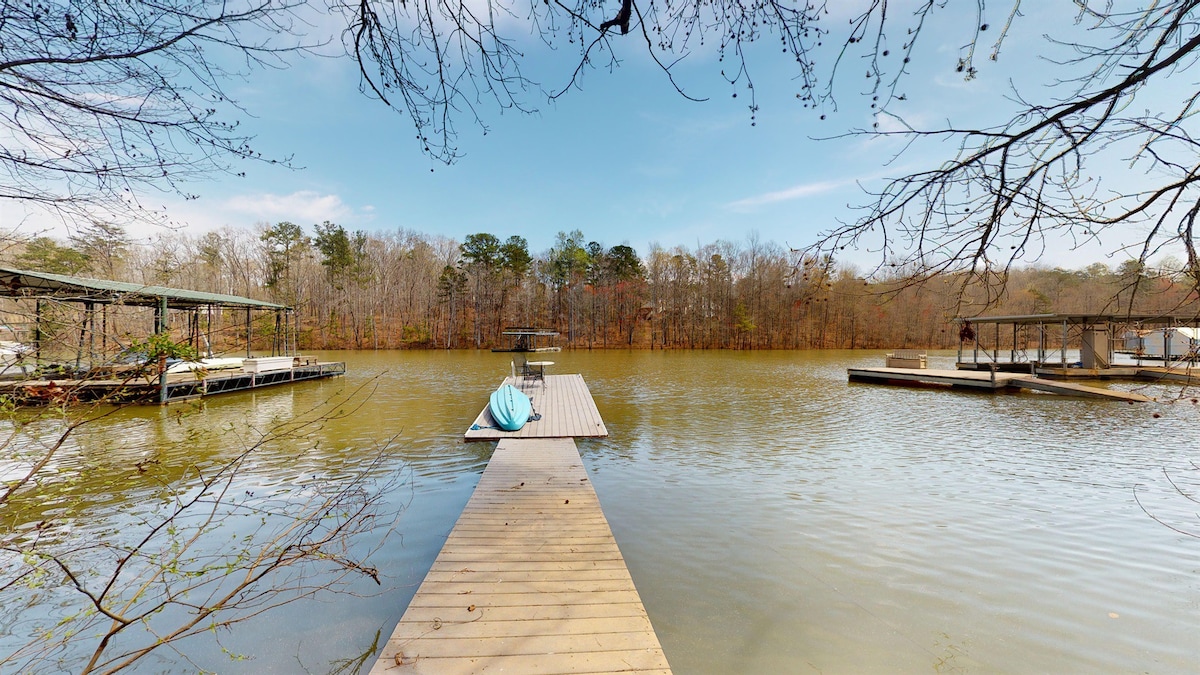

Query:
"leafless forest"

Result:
[[3, 222, 1196, 354]]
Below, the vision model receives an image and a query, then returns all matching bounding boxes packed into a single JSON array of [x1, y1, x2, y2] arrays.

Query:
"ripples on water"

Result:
[[582, 350, 1200, 673], [4, 350, 1200, 673]]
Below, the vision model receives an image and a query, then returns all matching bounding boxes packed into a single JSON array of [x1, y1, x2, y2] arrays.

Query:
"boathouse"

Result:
[[0, 266, 343, 404], [848, 312, 1200, 399], [955, 312, 1200, 374], [491, 326, 562, 353]]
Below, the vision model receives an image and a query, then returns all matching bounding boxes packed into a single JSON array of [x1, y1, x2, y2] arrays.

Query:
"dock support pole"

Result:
[[34, 299, 42, 363], [89, 304, 95, 366], [1166, 321, 1173, 363], [1061, 320, 1068, 369], [246, 308, 252, 358], [1038, 322, 1045, 365], [158, 296, 169, 405], [75, 302, 90, 371]]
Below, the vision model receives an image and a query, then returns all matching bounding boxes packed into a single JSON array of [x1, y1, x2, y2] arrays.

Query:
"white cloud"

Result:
[[223, 190, 355, 224], [726, 179, 848, 211]]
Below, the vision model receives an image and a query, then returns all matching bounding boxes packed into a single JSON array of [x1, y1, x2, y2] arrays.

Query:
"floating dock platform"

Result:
[[848, 367, 1152, 402], [373, 373, 668, 673], [465, 374, 608, 441], [0, 360, 346, 405], [372, 438, 670, 674]]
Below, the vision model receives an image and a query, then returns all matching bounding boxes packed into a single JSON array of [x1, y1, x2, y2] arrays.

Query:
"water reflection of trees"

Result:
[[0, 383, 407, 673]]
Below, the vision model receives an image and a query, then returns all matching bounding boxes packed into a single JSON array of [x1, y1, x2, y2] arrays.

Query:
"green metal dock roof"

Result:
[[0, 267, 287, 310]]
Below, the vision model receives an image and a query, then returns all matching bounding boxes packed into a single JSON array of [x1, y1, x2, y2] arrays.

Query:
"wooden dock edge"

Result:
[[1136, 368, 1200, 386], [370, 438, 671, 674], [1010, 376, 1150, 402], [0, 361, 346, 406], [464, 374, 608, 441], [849, 367, 1152, 402]]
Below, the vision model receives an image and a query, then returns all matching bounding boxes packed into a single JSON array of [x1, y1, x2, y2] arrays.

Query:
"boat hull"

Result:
[[166, 357, 245, 375], [489, 384, 532, 431]]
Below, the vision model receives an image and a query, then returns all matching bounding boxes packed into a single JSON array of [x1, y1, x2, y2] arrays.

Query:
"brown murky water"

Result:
[[3, 350, 1199, 673]]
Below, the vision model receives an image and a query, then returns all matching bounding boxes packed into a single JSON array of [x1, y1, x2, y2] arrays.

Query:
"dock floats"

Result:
[[0, 360, 346, 405], [848, 366, 1152, 402], [371, 375, 670, 674]]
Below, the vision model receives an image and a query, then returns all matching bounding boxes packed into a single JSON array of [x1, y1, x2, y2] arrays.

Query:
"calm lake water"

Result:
[[4, 350, 1200, 673]]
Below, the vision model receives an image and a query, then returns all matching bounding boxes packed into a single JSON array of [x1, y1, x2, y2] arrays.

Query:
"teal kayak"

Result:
[[489, 384, 532, 431]]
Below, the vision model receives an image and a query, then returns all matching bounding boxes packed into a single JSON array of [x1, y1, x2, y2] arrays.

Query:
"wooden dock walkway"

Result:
[[370, 438, 670, 674], [464, 374, 608, 441], [848, 367, 1151, 402], [1008, 376, 1149, 400]]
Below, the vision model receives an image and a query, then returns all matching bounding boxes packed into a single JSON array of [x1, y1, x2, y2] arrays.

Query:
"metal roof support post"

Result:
[[994, 323, 1000, 363], [153, 296, 165, 333], [158, 296, 169, 405], [246, 308, 252, 358], [1012, 324, 1017, 363], [957, 323, 963, 365], [75, 302, 93, 371], [1108, 320, 1116, 366], [88, 303, 96, 367], [34, 299, 42, 363], [190, 309, 199, 353], [1061, 320, 1068, 369]]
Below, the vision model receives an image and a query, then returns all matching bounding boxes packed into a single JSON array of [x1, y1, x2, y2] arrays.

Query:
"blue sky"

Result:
[[4, 2, 1157, 271]]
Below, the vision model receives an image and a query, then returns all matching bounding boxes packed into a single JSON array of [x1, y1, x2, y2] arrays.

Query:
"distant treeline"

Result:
[[3, 221, 1196, 351]]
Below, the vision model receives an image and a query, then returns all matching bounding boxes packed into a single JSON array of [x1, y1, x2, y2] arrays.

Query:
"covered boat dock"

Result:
[[955, 312, 1200, 382], [491, 327, 562, 353], [0, 266, 343, 404], [848, 312, 1200, 400]]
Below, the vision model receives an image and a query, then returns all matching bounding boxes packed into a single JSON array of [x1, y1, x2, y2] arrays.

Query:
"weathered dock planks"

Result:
[[370, 438, 670, 674], [848, 366, 1152, 402], [464, 374, 608, 441]]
